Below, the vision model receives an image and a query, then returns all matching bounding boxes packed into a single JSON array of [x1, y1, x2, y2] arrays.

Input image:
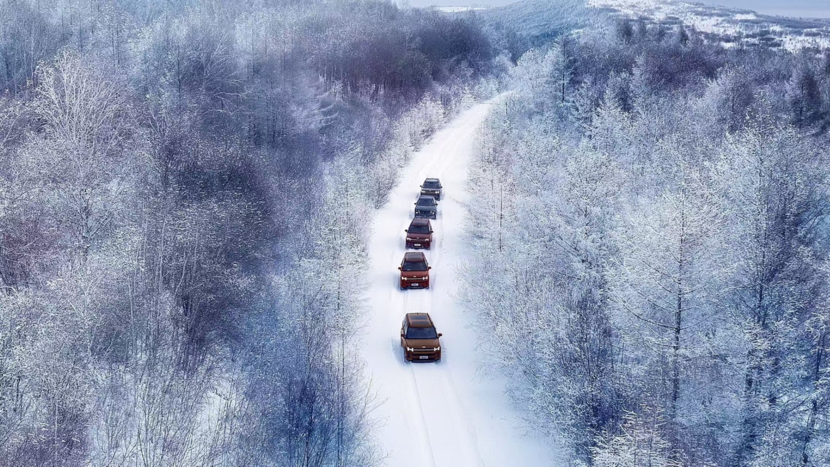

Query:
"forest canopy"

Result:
[[464, 14, 830, 467], [0, 0, 497, 465]]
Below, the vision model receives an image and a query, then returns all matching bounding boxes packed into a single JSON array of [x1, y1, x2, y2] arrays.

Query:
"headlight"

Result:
[[434, 347, 440, 352], [406, 347, 414, 352], [406, 237, 413, 241]]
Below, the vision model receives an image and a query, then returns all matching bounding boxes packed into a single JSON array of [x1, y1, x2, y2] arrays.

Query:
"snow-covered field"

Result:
[[589, 0, 830, 51], [360, 99, 560, 466]]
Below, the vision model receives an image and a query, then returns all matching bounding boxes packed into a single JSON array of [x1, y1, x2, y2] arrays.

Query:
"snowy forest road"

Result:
[[361, 98, 559, 467]]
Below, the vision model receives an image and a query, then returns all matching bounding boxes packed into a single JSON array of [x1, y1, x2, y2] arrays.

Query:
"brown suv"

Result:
[[400, 313, 442, 362], [405, 218, 433, 250], [398, 252, 430, 289]]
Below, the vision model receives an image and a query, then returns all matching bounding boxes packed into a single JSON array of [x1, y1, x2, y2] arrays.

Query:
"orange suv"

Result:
[[405, 218, 433, 250], [400, 313, 442, 362], [398, 252, 430, 289]]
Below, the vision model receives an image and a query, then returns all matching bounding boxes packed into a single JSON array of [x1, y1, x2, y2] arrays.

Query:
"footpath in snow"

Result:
[[361, 98, 560, 467]]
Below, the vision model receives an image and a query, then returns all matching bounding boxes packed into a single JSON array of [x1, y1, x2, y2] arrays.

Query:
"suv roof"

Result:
[[424, 178, 440, 183], [405, 313, 434, 328], [404, 252, 426, 262]]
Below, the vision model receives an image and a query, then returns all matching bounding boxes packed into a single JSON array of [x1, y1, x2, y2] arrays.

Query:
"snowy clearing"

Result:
[[360, 99, 560, 466]]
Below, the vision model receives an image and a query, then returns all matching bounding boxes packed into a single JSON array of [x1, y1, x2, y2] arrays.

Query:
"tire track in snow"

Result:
[[407, 365, 439, 467]]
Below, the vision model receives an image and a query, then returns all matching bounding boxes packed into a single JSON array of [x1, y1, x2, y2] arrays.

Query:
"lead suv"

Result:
[[400, 313, 442, 362], [414, 195, 438, 220], [405, 218, 433, 250], [398, 252, 430, 289], [420, 178, 442, 200]]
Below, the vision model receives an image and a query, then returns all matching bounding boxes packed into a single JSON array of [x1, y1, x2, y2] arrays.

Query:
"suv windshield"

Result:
[[423, 181, 440, 188], [402, 261, 428, 271], [406, 327, 438, 339], [408, 225, 430, 234], [416, 197, 435, 206]]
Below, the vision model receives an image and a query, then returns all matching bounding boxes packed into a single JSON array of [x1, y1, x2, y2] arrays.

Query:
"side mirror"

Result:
[[404, 229, 408, 233], [438, 333, 443, 338], [398, 266, 402, 270], [428, 266, 432, 270]]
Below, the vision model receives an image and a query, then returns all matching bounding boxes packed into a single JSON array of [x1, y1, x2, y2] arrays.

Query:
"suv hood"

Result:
[[401, 270, 428, 278], [403, 338, 440, 348], [406, 232, 431, 239]]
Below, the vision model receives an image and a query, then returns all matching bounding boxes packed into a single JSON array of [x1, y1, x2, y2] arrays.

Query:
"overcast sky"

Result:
[[400, 0, 830, 18]]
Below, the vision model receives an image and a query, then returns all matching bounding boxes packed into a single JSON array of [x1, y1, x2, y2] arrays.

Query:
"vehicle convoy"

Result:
[[398, 251, 431, 289], [414, 195, 438, 219], [420, 178, 442, 200], [400, 313, 442, 362], [405, 218, 433, 249]]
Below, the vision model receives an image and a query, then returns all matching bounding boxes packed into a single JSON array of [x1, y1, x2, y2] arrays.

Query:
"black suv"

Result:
[[420, 178, 442, 200], [414, 195, 438, 219]]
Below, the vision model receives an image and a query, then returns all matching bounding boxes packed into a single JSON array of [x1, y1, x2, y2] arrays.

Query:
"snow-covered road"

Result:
[[361, 99, 559, 467]]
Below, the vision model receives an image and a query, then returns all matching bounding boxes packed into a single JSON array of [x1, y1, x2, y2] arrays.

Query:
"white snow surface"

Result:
[[361, 99, 560, 467]]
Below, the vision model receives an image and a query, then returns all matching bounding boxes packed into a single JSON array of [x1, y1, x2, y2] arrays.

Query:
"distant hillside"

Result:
[[590, 0, 830, 51], [479, 0, 589, 58]]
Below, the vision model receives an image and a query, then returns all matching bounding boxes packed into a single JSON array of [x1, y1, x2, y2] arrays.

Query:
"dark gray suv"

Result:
[[420, 178, 442, 200], [414, 195, 438, 219]]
